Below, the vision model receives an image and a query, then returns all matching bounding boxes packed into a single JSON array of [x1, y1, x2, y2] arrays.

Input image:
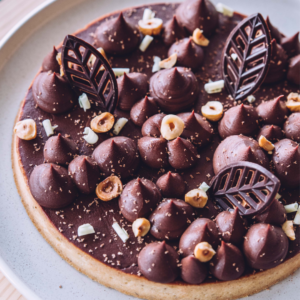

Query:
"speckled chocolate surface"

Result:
[[17, 2, 300, 281]]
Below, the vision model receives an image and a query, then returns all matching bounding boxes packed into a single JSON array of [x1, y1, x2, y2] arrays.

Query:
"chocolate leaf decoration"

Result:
[[61, 35, 118, 113], [209, 162, 280, 216], [222, 13, 271, 101]]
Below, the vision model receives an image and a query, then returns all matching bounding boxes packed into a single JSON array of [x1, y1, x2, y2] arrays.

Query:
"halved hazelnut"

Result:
[[60, 65, 65, 77], [132, 218, 151, 237], [91, 112, 115, 133], [192, 28, 209, 46], [159, 53, 177, 69], [160, 114, 184, 140], [138, 18, 163, 36], [286, 92, 300, 112], [194, 242, 216, 262], [56, 52, 62, 65], [96, 176, 123, 201], [282, 220, 295, 241], [258, 135, 275, 151], [14, 119, 37, 140], [201, 101, 223, 121], [185, 189, 208, 208]]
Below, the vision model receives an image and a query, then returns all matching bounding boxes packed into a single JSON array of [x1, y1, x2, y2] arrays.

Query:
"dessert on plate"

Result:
[[12, 0, 300, 299]]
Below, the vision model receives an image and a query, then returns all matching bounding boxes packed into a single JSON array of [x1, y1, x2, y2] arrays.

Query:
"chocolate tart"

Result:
[[12, 1, 300, 300]]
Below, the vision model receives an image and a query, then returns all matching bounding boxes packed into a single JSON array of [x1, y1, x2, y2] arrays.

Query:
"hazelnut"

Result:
[[91, 112, 115, 133], [56, 52, 62, 65], [159, 53, 177, 69], [14, 119, 37, 140], [194, 242, 216, 262], [132, 218, 151, 237], [96, 176, 123, 201], [192, 28, 209, 46], [185, 189, 208, 208], [258, 135, 275, 151], [160, 114, 184, 140], [201, 101, 223, 121], [286, 92, 300, 112], [138, 18, 163, 36], [282, 220, 295, 241]]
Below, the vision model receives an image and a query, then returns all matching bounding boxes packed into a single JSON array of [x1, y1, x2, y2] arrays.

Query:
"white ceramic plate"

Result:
[[0, 0, 299, 299]]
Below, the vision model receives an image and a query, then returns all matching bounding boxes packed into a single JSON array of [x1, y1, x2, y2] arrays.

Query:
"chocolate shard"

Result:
[[287, 54, 300, 85], [284, 112, 300, 143], [138, 136, 169, 169], [118, 178, 161, 222], [117, 72, 148, 111], [256, 95, 288, 125], [181, 255, 208, 284], [265, 16, 282, 44], [156, 172, 186, 198], [257, 125, 283, 142], [138, 241, 179, 283], [168, 38, 204, 70], [149, 199, 194, 240], [29, 163, 78, 209], [210, 161, 280, 216], [243, 223, 288, 270], [130, 96, 158, 127], [218, 104, 259, 139], [281, 32, 300, 58], [44, 133, 78, 165], [210, 241, 245, 281], [222, 13, 271, 100], [162, 15, 186, 46], [41, 46, 60, 73], [61, 35, 118, 113], [141, 113, 166, 137]]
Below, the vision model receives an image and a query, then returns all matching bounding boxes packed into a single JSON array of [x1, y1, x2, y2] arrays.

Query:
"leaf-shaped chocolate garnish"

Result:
[[209, 162, 280, 216], [61, 35, 118, 113], [222, 13, 271, 101]]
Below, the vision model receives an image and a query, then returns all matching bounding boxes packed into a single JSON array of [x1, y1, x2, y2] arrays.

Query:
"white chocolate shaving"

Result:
[[143, 8, 155, 20], [275, 193, 281, 200], [152, 56, 161, 73], [285, 203, 299, 213], [112, 68, 130, 77], [112, 222, 129, 243], [204, 80, 224, 94], [199, 182, 210, 192], [247, 95, 256, 104], [83, 127, 98, 144], [42, 119, 58, 137], [113, 117, 128, 135], [216, 3, 234, 17], [231, 53, 238, 61], [78, 224, 95, 237], [78, 93, 91, 112], [293, 207, 300, 225], [139, 35, 154, 52]]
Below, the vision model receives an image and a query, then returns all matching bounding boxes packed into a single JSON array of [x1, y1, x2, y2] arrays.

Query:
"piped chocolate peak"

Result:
[[44, 133, 78, 165], [257, 125, 283, 142], [256, 95, 288, 125], [215, 207, 247, 245], [130, 96, 159, 127], [179, 218, 219, 257], [92, 136, 139, 178], [118, 178, 161, 222], [94, 12, 139, 55], [281, 32, 300, 58], [284, 113, 300, 142], [213, 135, 269, 174], [273, 139, 300, 188], [117, 72, 148, 111], [138, 241, 179, 283], [150, 67, 199, 113], [287, 54, 300, 85], [163, 15, 186, 46], [210, 241, 245, 281], [218, 104, 259, 139], [266, 16, 281, 44], [41, 46, 60, 73], [181, 255, 208, 284], [168, 38, 204, 69], [32, 72, 75, 114], [68, 156, 100, 194], [167, 137, 198, 169], [178, 111, 213, 147], [243, 223, 288, 270], [156, 172, 185, 198], [176, 0, 218, 35], [29, 163, 77, 209], [149, 199, 194, 240]]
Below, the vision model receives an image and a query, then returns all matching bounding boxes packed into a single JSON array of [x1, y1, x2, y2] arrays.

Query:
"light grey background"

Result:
[[0, 0, 299, 299]]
